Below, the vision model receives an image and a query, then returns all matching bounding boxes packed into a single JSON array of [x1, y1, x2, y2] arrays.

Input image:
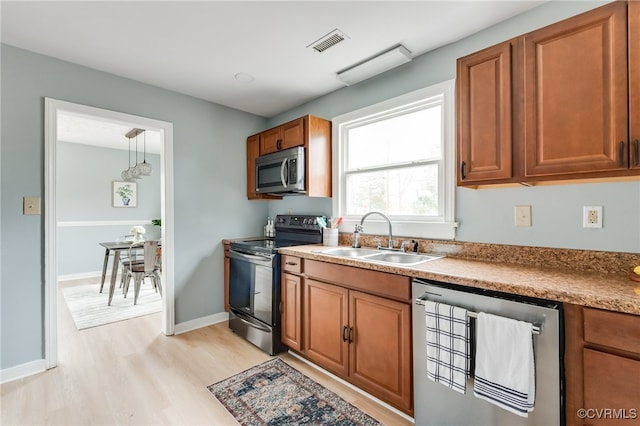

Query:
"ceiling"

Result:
[[57, 111, 162, 154], [4, 1, 545, 152], [1, 1, 545, 120]]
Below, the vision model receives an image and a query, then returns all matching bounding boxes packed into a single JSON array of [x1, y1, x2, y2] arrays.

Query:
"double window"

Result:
[[332, 80, 457, 240]]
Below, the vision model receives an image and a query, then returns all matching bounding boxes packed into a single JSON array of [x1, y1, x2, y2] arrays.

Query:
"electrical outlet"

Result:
[[583, 206, 603, 228], [23, 196, 41, 215], [515, 205, 532, 227]]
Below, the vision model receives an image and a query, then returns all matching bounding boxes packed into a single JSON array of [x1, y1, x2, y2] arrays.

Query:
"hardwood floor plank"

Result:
[[1, 283, 413, 425]]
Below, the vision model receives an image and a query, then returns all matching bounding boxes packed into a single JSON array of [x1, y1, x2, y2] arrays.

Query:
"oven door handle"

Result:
[[232, 309, 272, 332], [229, 249, 274, 265]]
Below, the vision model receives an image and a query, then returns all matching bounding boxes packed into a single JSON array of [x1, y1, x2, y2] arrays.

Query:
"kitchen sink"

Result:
[[315, 247, 380, 258], [315, 247, 444, 266], [365, 252, 444, 266]]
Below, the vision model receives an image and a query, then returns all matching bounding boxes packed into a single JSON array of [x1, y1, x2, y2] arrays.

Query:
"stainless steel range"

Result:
[[228, 214, 323, 355]]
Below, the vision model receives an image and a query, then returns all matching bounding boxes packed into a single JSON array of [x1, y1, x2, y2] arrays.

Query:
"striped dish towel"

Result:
[[473, 312, 535, 417], [424, 300, 470, 394]]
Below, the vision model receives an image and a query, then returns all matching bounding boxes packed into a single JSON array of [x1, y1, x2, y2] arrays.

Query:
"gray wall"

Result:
[[1, 44, 268, 369], [56, 142, 161, 276], [268, 0, 640, 254]]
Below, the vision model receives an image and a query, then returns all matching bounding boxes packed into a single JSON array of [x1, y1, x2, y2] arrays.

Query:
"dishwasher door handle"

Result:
[[415, 293, 541, 335], [415, 291, 443, 305]]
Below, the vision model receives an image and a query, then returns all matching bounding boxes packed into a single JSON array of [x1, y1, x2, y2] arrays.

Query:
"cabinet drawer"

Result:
[[282, 255, 302, 274], [304, 259, 410, 302], [584, 308, 640, 354], [583, 349, 640, 426]]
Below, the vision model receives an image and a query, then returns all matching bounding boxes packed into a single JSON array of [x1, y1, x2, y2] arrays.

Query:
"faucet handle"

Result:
[[401, 240, 412, 252], [373, 238, 382, 248]]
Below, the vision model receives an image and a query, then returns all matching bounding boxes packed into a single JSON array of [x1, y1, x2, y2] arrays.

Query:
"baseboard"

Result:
[[287, 351, 415, 423], [173, 312, 228, 335], [58, 271, 102, 281], [0, 359, 47, 384]]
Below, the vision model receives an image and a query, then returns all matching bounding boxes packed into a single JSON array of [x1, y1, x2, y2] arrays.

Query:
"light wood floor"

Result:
[[1, 279, 413, 425]]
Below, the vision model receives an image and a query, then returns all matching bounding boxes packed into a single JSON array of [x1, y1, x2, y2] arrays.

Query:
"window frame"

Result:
[[332, 80, 458, 241]]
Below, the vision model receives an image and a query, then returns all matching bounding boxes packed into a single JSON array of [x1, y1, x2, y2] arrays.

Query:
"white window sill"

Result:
[[337, 218, 458, 242]]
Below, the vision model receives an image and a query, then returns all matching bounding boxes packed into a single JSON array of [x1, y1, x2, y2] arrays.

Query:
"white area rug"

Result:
[[62, 282, 161, 330]]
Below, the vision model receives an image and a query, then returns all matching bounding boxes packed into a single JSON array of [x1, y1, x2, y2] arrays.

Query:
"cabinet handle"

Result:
[[348, 327, 354, 343], [634, 139, 639, 167], [460, 161, 466, 179], [619, 141, 625, 167], [285, 261, 298, 266], [342, 326, 348, 342], [277, 139, 282, 150]]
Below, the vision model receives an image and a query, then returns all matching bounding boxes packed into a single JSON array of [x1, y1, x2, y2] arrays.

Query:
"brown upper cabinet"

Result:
[[457, 40, 514, 183], [246, 114, 332, 199], [630, 0, 640, 170], [259, 117, 305, 154], [458, 1, 640, 186]]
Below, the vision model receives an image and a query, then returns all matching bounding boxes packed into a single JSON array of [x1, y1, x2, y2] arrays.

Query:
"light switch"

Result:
[[23, 196, 41, 215], [514, 205, 532, 227]]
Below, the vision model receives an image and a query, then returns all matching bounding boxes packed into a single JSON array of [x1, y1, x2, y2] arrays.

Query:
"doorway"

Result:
[[44, 98, 175, 369]]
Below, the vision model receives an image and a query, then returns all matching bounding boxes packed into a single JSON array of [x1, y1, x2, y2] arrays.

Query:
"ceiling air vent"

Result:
[[307, 29, 348, 53]]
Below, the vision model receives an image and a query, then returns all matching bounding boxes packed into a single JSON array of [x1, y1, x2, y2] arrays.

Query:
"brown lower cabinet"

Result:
[[281, 256, 413, 415], [281, 271, 303, 351], [564, 304, 640, 426]]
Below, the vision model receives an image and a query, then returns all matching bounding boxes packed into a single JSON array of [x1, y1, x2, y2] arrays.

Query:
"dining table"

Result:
[[98, 240, 160, 306]]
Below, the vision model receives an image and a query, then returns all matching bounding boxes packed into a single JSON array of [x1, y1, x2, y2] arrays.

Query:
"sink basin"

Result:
[[315, 247, 379, 258], [315, 247, 444, 266], [365, 252, 444, 266]]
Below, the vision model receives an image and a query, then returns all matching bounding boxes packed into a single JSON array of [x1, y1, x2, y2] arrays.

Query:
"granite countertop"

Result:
[[279, 244, 640, 316]]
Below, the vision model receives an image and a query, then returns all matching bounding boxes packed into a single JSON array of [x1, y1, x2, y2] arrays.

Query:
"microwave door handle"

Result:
[[280, 158, 289, 187]]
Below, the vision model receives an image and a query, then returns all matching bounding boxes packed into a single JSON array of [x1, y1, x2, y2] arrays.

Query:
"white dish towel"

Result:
[[424, 300, 470, 394], [473, 312, 535, 417]]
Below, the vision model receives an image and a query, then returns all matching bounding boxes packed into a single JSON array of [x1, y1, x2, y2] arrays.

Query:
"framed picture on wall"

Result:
[[112, 181, 137, 208]]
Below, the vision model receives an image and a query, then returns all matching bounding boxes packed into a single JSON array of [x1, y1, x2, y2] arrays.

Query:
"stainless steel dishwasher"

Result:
[[412, 278, 563, 426]]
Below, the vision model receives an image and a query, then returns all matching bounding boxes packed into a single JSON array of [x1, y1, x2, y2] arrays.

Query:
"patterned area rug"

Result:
[[207, 358, 382, 426], [62, 282, 161, 330]]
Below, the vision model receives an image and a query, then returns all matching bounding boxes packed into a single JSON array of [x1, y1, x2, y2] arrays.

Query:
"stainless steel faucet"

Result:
[[359, 211, 396, 250]]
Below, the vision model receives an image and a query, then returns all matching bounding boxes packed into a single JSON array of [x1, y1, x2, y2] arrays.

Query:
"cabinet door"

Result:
[[349, 290, 412, 413], [630, 0, 640, 169], [246, 135, 260, 199], [259, 127, 281, 155], [280, 117, 305, 150], [303, 279, 349, 377], [457, 41, 513, 184], [259, 118, 305, 154], [281, 272, 302, 351], [523, 2, 629, 177], [583, 349, 640, 426]]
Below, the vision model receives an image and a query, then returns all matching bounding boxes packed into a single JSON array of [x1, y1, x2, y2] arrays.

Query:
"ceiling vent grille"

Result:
[[308, 29, 348, 53]]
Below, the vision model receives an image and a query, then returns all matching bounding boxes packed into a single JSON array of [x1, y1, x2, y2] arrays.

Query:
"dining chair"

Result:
[[122, 240, 162, 305]]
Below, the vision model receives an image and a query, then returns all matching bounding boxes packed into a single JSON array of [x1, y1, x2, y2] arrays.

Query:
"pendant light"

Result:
[[131, 132, 142, 178], [121, 134, 133, 181], [121, 129, 141, 181], [137, 130, 152, 176]]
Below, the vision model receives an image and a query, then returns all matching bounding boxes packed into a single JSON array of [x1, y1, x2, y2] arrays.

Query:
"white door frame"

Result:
[[44, 98, 175, 368]]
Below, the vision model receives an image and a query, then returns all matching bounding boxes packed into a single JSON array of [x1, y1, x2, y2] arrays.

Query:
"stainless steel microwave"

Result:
[[255, 146, 305, 195]]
